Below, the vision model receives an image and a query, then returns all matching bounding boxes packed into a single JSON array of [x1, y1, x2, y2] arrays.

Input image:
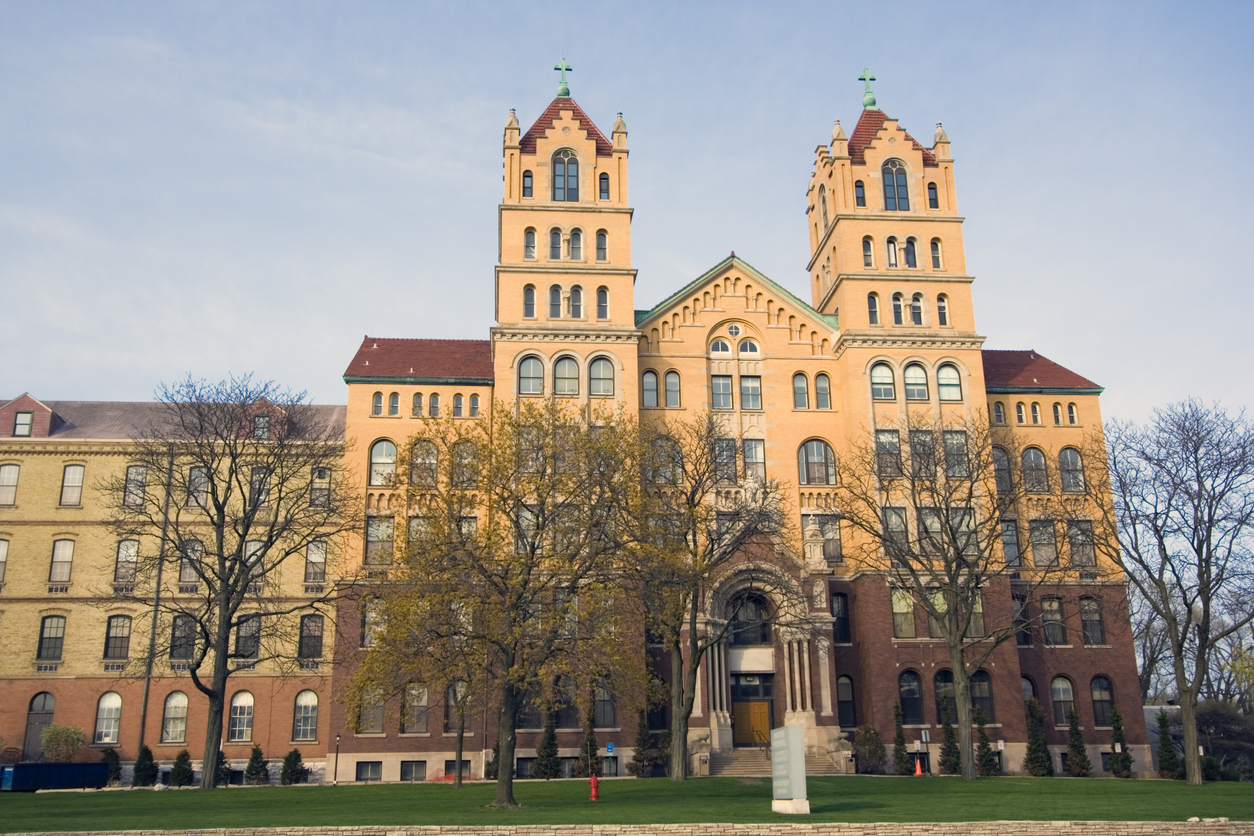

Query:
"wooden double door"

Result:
[[730, 673, 774, 747]]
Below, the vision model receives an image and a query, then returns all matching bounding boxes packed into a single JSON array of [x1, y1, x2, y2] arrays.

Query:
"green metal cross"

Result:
[[858, 68, 878, 110], [554, 58, 573, 97]]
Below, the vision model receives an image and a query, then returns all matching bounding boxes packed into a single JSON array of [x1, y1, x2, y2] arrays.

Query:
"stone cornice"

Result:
[[499, 204, 634, 217], [832, 330, 986, 359], [496, 265, 637, 277], [0, 440, 134, 455], [491, 327, 642, 344]]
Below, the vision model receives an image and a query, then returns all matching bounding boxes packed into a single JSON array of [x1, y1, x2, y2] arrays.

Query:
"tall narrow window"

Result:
[[599, 172, 610, 200], [1050, 676, 1074, 725], [870, 363, 895, 399], [309, 466, 330, 507], [743, 439, 765, 481], [49, 539, 74, 583], [104, 615, 131, 659], [815, 373, 831, 409], [905, 239, 918, 269], [1030, 403, 1041, 425], [597, 287, 608, 318], [904, 364, 928, 400], [868, 293, 880, 324], [837, 676, 856, 726], [524, 229, 536, 259], [94, 692, 122, 744], [994, 402, 1006, 424], [928, 182, 939, 209], [60, 465, 84, 506], [0, 464, 18, 505], [114, 539, 138, 585], [522, 170, 533, 198], [884, 508, 908, 562], [711, 375, 733, 409], [235, 615, 261, 659], [1023, 448, 1049, 492], [590, 357, 614, 396], [552, 149, 578, 201], [1090, 676, 1114, 726], [887, 238, 899, 269], [944, 431, 969, 477], [665, 371, 681, 407], [293, 690, 319, 741], [931, 239, 942, 269], [740, 376, 762, 410], [596, 232, 607, 261], [228, 691, 254, 742], [937, 364, 962, 401], [570, 231, 582, 261], [1031, 520, 1058, 567], [934, 670, 957, 723], [909, 292, 922, 324], [936, 294, 949, 326], [1060, 448, 1085, 492], [523, 286, 535, 317], [863, 237, 873, 267], [450, 441, 478, 488], [793, 373, 809, 409], [642, 371, 659, 407], [453, 394, 463, 417], [1042, 598, 1066, 645], [171, 614, 195, 660], [1016, 402, 1026, 424], [368, 440, 397, 487], [1081, 598, 1106, 646], [1068, 403, 1079, 425], [365, 516, 394, 565], [1053, 403, 1063, 425], [1014, 597, 1031, 646], [570, 286, 582, 318], [877, 430, 902, 477], [971, 671, 996, 722], [1068, 520, 1096, 567], [428, 393, 439, 416], [162, 692, 188, 743], [555, 357, 579, 395], [299, 615, 324, 660], [714, 439, 737, 483], [1001, 519, 1021, 566], [898, 670, 923, 723], [124, 465, 147, 508], [0, 538, 8, 584], [402, 685, 429, 733], [388, 393, 399, 416], [372, 392, 382, 416], [550, 231, 561, 260], [831, 592, 851, 643], [305, 541, 327, 583], [549, 285, 561, 317], [818, 184, 829, 228], [882, 160, 909, 211], [854, 180, 866, 207], [470, 394, 480, 417], [892, 292, 903, 323], [519, 356, 543, 394], [38, 616, 66, 660]]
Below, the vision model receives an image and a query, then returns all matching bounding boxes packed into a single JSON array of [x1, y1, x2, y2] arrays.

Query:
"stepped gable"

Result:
[[519, 97, 614, 157], [847, 108, 938, 167], [344, 337, 494, 382], [982, 349, 1101, 391]]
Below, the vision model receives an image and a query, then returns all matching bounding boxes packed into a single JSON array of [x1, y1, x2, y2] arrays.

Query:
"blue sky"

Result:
[[2, 1, 1252, 421]]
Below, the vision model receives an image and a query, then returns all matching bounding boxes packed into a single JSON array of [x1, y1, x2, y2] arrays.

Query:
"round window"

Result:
[[727, 324, 741, 337]]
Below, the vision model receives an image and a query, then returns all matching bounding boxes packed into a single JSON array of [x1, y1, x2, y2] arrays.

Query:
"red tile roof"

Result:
[[520, 97, 614, 157], [848, 108, 937, 167], [343, 337, 494, 383], [981, 350, 1101, 391]]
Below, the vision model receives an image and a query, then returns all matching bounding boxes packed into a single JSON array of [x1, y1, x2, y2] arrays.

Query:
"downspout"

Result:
[[138, 443, 175, 751]]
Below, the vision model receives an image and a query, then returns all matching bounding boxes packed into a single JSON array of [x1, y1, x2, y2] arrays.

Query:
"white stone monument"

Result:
[[770, 725, 809, 814]]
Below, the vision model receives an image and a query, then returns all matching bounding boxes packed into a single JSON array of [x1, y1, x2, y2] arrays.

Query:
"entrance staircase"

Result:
[[708, 748, 846, 777]]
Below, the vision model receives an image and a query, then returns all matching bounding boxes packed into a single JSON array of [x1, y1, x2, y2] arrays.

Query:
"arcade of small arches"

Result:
[[522, 227, 609, 263], [857, 236, 946, 272], [371, 391, 480, 420], [868, 359, 965, 403], [993, 399, 1082, 427], [867, 291, 952, 328], [992, 445, 1088, 495], [515, 352, 618, 398], [522, 284, 610, 320]]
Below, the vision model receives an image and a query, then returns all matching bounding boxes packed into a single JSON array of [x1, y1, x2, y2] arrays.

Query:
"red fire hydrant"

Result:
[[589, 772, 599, 801]]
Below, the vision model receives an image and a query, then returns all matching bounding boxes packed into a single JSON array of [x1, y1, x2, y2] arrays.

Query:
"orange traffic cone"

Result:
[[914, 757, 923, 776]]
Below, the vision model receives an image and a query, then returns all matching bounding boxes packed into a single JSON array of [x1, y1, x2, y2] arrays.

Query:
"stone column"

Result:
[[817, 636, 833, 717]]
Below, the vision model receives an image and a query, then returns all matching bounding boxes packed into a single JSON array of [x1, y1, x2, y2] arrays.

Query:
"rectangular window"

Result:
[[249, 466, 270, 508], [228, 698, 254, 742], [891, 588, 915, 638], [1042, 598, 1067, 645], [49, 539, 74, 583], [38, 615, 66, 660], [235, 615, 261, 659], [60, 465, 84, 506], [943, 431, 968, 477], [969, 594, 986, 638], [402, 685, 429, 734], [1030, 520, 1058, 567], [740, 376, 762, 410], [244, 540, 264, 592], [252, 416, 270, 439], [1013, 595, 1031, 646], [1081, 598, 1106, 645], [114, 540, 138, 584], [104, 615, 131, 659], [1067, 520, 1096, 567], [1001, 520, 1021, 567], [188, 466, 209, 508], [304, 540, 327, 583], [13, 411, 33, 437], [877, 430, 902, 478], [310, 467, 331, 508], [742, 439, 765, 481], [0, 464, 17, 505], [0, 538, 8, 584], [365, 516, 394, 565], [522, 171, 532, 198], [813, 514, 843, 563], [883, 506, 908, 563], [927, 589, 947, 638], [714, 439, 737, 483], [711, 375, 733, 410], [917, 507, 942, 555], [831, 591, 851, 643], [360, 598, 381, 647], [400, 761, 427, 782], [171, 614, 196, 660], [909, 431, 935, 479], [298, 614, 324, 659], [355, 761, 382, 781], [124, 465, 147, 507], [516, 505, 539, 554], [952, 507, 977, 555], [179, 540, 202, 586]]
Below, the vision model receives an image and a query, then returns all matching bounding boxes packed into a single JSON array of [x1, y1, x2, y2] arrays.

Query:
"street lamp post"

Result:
[[333, 734, 340, 786]]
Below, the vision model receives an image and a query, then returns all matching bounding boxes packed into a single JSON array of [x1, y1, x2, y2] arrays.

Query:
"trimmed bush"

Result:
[[853, 724, 885, 775], [40, 724, 85, 762], [101, 748, 122, 785], [244, 745, 269, 785], [280, 749, 304, 785], [215, 750, 232, 786], [170, 750, 194, 787], [133, 744, 158, 786]]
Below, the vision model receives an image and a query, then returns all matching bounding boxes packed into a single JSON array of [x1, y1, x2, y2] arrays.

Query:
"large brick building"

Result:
[[0, 73, 1149, 782]]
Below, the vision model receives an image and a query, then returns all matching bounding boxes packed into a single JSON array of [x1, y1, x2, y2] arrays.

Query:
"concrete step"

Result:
[[709, 748, 772, 776]]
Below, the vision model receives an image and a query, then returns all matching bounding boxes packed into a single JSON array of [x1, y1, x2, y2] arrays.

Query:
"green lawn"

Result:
[[2, 776, 1253, 833]]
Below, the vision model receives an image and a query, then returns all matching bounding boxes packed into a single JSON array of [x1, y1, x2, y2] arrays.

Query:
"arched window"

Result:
[[868, 293, 880, 325], [410, 440, 438, 487], [104, 615, 131, 659], [1060, 448, 1085, 492], [599, 172, 610, 200], [815, 373, 831, 409], [709, 338, 731, 354], [728, 592, 771, 646], [1022, 676, 1037, 702], [549, 230, 561, 260], [24, 692, 54, 760], [228, 691, 254, 741], [937, 364, 962, 401], [905, 239, 918, 269], [570, 285, 583, 318], [369, 440, 397, 487], [545, 357, 575, 397], [887, 237, 899, 269], [161, 691, 188, 744], [904, 364, 928, 400], [931, 239, 942, 269], [898, 670, 923, 725], [936, 294, 949, 326], [1050, 676, 1075, 725], [798, 439, 836, 485], [992, 447, 1012, 493], [453, 394, 463, 417], [388, 393, 399, 416], [934, 670, 957, 724], [793, 373, 809, 409], [94, 692, 122, 744], [994, 402, 1006, 424], [910, 293, 923, 324], [519, 356, 543, 395], [597, 286, 608, 318], [837, 676, 856, 727], [293, 690, 318, 741], [1068, 403, 1079, 425], [854, 180, 866, 207], [469, 394, 480, 417], [863, 237, 874, 267], [665, 370, 681, 408], [371, 392, 382, 416], [642, 371, 659, 408], [524, 228, 536, 259], [522, 170, 533, 198], [1090, 676, 1114, 727], [412, 392, 423, 416], [590, 357, 614, 396], [1023, 448, 1049, 492], [738, 339, 759, 354], [871, 363, 895, 399], [596, 232, 607, 261], [552, 149, 578, 201], [428, 393, 440, 417], [818, 184, 829, 228], [928, 182, 939, 209], [892, 292, 903, 324], [570, 231, 582, 261], [545, 286, 560, 319], [1031, 403, 1042, 425], [1052, 403, 1063, 425], [971, 670, 996, 722], [1016, 402, 1026, 424], [882, 160, 909, 211]]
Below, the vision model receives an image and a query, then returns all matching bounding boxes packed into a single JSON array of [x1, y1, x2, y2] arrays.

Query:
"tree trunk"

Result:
[[669, 640, 692, 780], [198, 647, 231, 790], [492, 680, 520, 807], [454, 708, 465, 788], [1180, 689, 1203, 785], [950, 653, 975, 781]]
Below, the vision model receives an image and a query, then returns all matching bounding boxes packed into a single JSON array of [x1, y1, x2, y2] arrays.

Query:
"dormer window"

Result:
[[882, 160, 909, 211], [552, 150, 578, 201], [253, 416, 270, 439], [522, 171, 533, 198], [13, 411, 32, 437]]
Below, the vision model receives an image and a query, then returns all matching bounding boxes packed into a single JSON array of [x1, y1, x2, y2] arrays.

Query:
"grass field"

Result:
[[2, 775, 1253, 833]]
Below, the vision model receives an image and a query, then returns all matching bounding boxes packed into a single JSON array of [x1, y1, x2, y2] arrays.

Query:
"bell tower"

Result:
[[492, 64, 640, 407]]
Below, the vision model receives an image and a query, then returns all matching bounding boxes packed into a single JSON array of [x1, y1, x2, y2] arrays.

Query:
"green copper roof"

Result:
[[858, 68, 878, 110], [634, 254, 839, 332], [554, 58, 572, 98]]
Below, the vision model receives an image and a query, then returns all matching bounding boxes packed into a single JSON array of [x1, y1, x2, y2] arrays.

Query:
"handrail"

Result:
[[754, 728, 771, 758]]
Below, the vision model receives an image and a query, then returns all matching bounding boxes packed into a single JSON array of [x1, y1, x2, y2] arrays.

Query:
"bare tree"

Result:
[[629, 412, 797, 780], [1129, 585, 1175, 702], [835, 412, 1089, 780], [1089, 400, 1254, 785], [105, 375, 359, 790]]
